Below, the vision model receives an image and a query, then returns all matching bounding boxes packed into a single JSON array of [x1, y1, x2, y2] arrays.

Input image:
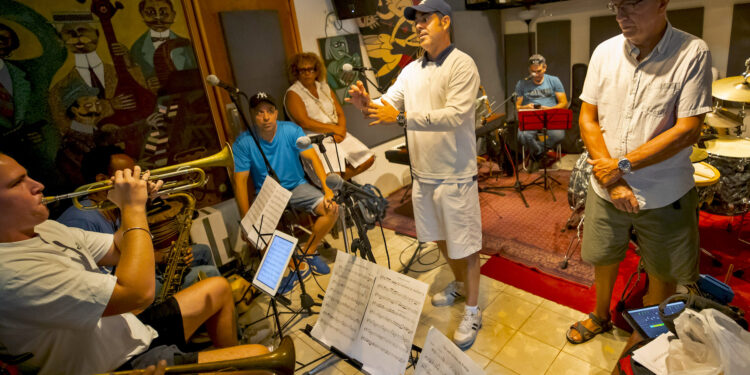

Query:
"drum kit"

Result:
[[695, 59, 750, 216]]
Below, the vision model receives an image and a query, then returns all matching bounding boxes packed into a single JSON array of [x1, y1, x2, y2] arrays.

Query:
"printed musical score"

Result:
[[312, 252, 377, 351], [414, 327, 484, 375], [240, 177, 291, 248], [311, 251, 428, 375]]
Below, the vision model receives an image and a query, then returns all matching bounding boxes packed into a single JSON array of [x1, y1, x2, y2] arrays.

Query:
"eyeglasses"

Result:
[[607, 0, 645, 14], [298, 67, 317, 74]]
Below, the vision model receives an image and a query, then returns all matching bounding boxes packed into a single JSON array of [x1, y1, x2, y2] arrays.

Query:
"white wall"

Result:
[[293, 0, 411, 195], [501, 0, 747, 78]]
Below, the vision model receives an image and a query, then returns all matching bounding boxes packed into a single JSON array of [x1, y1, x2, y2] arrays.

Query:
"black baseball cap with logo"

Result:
[[249, 92, 277, 109]]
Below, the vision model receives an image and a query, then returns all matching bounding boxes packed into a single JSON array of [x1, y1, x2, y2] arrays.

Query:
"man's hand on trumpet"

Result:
[[107, 166, 164, 210]]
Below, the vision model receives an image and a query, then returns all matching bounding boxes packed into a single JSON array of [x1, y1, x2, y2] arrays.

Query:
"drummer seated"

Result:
[[0, 152, 265, 374], [56, 145, 222, 293]]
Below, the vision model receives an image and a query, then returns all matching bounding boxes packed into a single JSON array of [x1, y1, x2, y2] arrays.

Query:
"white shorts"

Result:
[[412, 179, 482, 259]]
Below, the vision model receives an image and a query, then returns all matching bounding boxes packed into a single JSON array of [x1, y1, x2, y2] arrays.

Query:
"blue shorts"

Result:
[[289, 183, 324, 213]]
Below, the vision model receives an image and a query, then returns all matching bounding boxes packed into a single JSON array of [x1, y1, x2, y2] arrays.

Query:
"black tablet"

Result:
[[622, 301, 686, 339]]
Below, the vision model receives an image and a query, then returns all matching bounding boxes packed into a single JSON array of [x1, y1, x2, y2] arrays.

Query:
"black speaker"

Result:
[[332, 0, 377, 20]]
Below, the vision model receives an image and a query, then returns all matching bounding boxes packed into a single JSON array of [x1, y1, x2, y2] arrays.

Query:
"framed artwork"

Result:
[[0, 0, 228, 213], [356, 0, 421, 91], [317, 33, 362, 103]]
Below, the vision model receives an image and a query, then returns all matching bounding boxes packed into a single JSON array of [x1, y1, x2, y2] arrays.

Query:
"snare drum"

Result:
[[704, 136, 750, 215], [693, 162, 720, 208], [568, 151, 592, 211]]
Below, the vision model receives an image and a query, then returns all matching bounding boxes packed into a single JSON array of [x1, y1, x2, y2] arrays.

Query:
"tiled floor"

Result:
[[238, 220, 630, 375]]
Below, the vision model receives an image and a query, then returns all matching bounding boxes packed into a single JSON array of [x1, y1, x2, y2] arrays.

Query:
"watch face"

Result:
[[618, 158, 631, 171]]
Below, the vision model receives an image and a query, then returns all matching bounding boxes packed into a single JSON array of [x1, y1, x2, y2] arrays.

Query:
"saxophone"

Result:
[[155, 192, 196, 303]]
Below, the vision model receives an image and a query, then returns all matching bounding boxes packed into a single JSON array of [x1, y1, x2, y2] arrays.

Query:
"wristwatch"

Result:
[[397, 111, 406, 127], [618, 157, 632, 174]]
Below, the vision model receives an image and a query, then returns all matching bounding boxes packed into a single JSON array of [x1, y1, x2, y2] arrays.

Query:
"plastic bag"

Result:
[[665, 308, 750, 375]]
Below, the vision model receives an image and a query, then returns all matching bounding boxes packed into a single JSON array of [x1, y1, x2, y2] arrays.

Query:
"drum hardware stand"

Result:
[[560, 213, 584, 269], [479, 93, 530, 208]]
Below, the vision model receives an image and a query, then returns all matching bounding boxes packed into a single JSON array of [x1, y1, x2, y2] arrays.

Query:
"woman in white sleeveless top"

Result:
[[284, 52, 374, 180]]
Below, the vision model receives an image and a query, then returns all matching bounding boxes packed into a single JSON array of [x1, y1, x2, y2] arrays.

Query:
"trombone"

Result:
[[42, 144, 234, 210]]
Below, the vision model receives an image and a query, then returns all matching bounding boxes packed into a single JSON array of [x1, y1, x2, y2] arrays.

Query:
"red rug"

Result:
[[382, 170, 595, 286], [480, 211, 750, 315]]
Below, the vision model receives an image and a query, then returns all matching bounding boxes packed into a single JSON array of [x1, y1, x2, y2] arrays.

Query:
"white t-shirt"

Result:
[[581, 24, 713, 209], [0, 220, 157, 375], [378, 46, 480, 182]]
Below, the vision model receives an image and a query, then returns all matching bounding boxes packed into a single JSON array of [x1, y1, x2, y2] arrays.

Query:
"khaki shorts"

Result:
[[412, 179, 482, 259], [581, 186, 700, 284]]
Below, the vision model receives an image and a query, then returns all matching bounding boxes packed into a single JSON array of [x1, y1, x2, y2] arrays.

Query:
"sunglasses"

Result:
[[298, 67, 317, 74]]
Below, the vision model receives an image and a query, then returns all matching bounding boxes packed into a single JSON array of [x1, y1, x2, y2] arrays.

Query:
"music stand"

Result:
[[518, 108, 572, 200]]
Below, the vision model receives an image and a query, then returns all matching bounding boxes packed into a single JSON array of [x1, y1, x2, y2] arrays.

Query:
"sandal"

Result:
[[566, 313, 612, 344]]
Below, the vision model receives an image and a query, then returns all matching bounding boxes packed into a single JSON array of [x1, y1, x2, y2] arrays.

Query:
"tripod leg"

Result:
[[402, 242, 423, 274]]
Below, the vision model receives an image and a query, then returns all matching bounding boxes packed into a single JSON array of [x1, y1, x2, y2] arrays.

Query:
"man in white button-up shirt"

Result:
[[566, 0, 712, 351], [347, 0, 483, 350]]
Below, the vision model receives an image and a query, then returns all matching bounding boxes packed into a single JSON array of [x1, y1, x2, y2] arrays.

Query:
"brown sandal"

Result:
[[566, 313, 612, 344]]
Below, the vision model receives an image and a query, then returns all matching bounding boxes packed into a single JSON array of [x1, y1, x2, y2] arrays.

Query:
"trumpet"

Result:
[[42, 144, 234, 210]]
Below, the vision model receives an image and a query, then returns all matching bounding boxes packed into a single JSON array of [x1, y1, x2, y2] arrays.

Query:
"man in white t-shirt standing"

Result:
[[347, 0, 483, 350], [566, 0, 712, 354]]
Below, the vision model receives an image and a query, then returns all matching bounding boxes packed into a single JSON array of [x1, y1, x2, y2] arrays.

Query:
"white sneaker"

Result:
[[431, 281, 465, 306], [454, 308, 482, 350]]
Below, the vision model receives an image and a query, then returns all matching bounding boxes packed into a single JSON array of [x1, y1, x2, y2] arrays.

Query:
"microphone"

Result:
[[295, 133, 335, 149], [206, 75, 240, 94], [523, 74, 534, 81], [342, 63, 372, 72], [325, 174, 377, 199]]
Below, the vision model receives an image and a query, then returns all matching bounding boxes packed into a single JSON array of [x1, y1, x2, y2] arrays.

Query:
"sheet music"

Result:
[[312, 252, 378, 351], [414, 327, 485, 375], [311, 251, 428, 375], [240, 177, 291, 248], [354, 269, 428, 375]]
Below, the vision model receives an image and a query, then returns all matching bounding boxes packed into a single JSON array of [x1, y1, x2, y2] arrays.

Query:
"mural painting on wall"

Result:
[[356, 0, 420, 91], [0, 0, 227, 214], [317, 33, 362, 104]]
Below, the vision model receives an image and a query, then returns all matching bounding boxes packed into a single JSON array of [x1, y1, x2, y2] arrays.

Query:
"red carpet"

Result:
[[382, 170, 596, 286], [480, 211, 750, 315]]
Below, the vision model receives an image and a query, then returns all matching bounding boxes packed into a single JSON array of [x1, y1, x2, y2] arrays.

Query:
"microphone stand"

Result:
[[347, 68, 385, 95], [478, 93, 530, 208]]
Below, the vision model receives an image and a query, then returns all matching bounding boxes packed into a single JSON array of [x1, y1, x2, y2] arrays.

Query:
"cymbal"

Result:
[[705, 111, 741, 128], [712, 76, 750, 102], [690, 146, 708, 163]]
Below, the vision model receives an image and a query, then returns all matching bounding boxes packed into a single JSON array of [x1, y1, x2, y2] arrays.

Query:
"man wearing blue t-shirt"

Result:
[[233, 92, 337, 290], [515, 54, 568, 172]]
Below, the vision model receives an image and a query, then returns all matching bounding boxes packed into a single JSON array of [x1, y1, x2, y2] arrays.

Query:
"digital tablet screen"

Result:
[[252, 231, 297, 295], [624, 301, 686, 339]]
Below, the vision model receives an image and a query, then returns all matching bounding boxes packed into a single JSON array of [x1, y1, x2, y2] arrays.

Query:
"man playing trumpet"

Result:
[[0, 152, 267, 374]]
